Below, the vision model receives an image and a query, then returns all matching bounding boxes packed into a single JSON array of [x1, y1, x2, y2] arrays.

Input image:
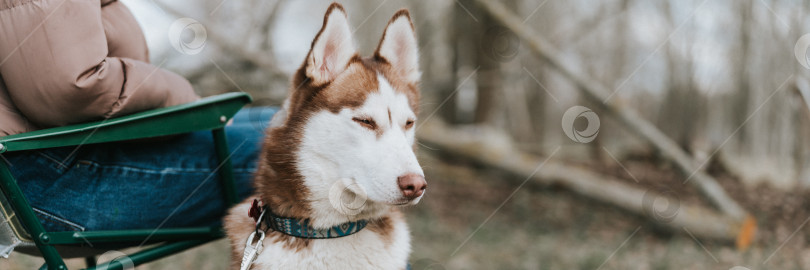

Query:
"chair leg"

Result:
[[85, 239, 212, 270], [0, 162, 67, 270], [212, 128, 239, 206], [85, 256, 97, 267]]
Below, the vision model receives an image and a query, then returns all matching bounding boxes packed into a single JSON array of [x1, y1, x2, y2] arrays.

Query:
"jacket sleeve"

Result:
[[0, 0, 199, 128]]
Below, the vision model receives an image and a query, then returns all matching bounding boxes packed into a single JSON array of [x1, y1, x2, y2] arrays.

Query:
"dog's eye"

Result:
[[352, 117, 377, 129], [405, 119, 415, 129]]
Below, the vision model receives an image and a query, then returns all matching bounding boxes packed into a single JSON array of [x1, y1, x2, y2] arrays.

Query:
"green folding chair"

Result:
[[0, 92, 252, 270]]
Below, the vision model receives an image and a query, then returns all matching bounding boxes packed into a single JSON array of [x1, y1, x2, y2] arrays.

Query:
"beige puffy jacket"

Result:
[[0, 0, 199, 136]]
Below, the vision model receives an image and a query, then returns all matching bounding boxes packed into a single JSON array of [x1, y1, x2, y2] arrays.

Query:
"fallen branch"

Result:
[[417, 120, 756, 248], [475, 0, 749, 222]]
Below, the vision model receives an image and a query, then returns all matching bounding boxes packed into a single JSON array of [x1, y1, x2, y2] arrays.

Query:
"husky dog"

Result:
[[225, 3, 425, 269]]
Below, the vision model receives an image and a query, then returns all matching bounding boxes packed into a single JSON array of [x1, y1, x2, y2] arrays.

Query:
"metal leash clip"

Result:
[[240, 230, 265, 270]]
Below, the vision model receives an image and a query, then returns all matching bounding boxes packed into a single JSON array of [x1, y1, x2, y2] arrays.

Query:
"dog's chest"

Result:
[[250, 220, 411, 269]]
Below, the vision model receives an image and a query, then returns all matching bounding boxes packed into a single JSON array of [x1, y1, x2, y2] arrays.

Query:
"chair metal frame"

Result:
[[0, 92, 252, 270]]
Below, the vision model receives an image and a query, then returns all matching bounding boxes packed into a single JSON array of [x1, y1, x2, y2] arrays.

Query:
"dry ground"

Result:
[[2, 151, 809, 269]]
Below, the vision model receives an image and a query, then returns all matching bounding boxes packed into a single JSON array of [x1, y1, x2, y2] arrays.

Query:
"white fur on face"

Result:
[[297, 75, 423, 222]]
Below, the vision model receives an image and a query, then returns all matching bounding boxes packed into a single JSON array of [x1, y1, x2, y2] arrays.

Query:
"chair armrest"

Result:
[[0, 92, 252, 153]]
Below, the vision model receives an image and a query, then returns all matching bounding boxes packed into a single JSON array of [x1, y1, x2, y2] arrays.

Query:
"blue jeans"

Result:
[[2, 107, 277, 232]]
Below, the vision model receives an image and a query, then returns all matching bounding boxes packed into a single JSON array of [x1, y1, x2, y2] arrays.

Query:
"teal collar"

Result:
[[261, 206, 368, 239]]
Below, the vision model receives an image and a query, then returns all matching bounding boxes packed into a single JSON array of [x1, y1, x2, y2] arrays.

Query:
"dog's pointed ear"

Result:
[[306, 3, 357, 85], [375, 9, 420, 84]]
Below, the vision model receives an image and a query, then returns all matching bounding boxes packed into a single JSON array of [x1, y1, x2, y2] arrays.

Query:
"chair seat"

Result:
[[0, 92, 252, 269]]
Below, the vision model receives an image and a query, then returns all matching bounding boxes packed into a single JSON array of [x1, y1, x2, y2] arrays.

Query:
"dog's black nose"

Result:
[[397, 174, 426, 199]]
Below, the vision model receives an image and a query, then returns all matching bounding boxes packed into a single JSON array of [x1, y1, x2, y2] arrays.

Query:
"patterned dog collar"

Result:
[[261, 206, 368, 239]]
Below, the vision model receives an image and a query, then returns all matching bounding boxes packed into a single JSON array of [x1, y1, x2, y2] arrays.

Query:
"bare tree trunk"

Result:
[[794, 1, 810, 189], [522, 63, 548, 153], [658, 0, 705, 153], [592, 0, 632, 164], [733, 0, 753, 143], [446, 0, 480, 124], [414, 1, 456, 128], [474, 11, 502, 125], [494, 0, 534, 144]]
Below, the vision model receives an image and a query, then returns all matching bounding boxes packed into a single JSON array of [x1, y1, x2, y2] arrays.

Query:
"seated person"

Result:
[[0, 0, 268, 232]]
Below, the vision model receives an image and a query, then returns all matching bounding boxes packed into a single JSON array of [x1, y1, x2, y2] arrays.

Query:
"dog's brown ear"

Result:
[[375, 9, 420, 84], [306, 3, 357, 85]]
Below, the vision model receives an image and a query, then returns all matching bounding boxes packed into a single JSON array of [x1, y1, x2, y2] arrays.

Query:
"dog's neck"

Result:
[[258, 168, 393, 229], [256, 136, 393, 229]]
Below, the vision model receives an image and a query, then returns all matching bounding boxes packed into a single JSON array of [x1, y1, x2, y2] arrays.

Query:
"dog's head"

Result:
[[266, 3, 424, 215]]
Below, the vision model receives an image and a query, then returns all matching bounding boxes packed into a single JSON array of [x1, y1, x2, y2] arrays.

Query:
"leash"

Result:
[[240, 199, 266, 270], [240, 199, 369, 269]]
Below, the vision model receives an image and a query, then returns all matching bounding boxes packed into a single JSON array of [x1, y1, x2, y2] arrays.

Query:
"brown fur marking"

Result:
[[366, 209, 403, 248]]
